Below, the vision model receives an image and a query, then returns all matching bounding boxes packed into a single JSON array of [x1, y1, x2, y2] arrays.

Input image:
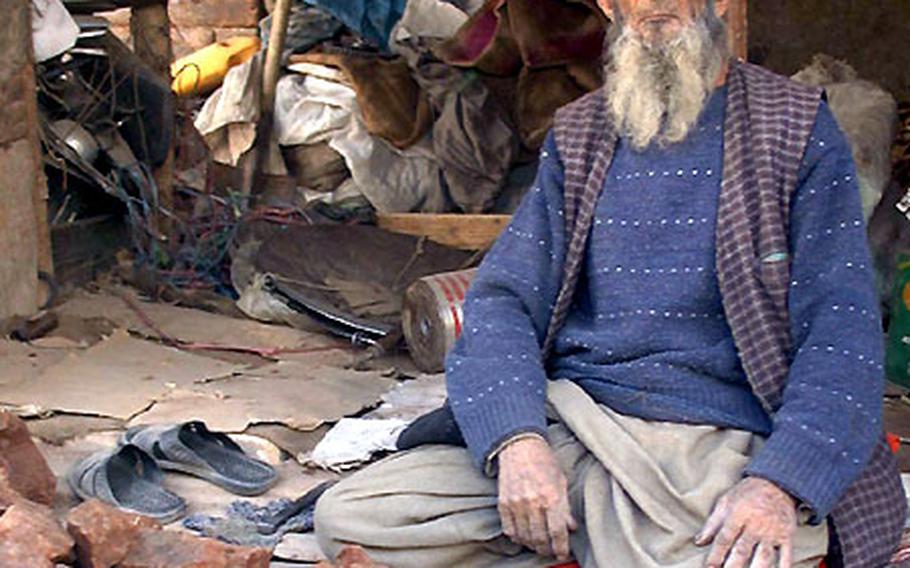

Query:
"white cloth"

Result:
[[310, 418, 409, 471], [193, 55, 286, 175], [31, 0, 79, 62], [196, 58, 446, 212], [275, 71, 446, 213], [391, 0, 468, 44]]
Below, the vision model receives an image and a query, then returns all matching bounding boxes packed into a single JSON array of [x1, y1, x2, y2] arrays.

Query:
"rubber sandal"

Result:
[[67, 444, 186, 523], [122, 422, 278, 496]]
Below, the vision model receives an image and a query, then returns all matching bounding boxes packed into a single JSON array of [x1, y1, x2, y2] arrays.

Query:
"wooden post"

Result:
[[131, 0, 174, 239], [728, 0, 748, 61], [0, 0, 45, 318], [243, 0, 292, 197]]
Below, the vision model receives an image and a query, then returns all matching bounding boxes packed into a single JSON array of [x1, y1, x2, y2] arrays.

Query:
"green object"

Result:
[[886, 255, 910, 388]]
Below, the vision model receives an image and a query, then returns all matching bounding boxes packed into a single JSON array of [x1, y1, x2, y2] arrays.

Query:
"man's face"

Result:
[[597, 0, 727, 45]]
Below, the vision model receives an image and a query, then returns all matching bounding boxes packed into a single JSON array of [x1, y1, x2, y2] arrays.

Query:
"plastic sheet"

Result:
[[303, 0, 407, 49]]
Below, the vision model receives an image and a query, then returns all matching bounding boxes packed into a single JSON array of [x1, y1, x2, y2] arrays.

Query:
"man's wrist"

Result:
[[486, 432, 548, 476], [744, 475, 798, 508]]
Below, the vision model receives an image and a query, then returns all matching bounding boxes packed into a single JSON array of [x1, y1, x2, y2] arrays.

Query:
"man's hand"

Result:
[[497, 436, 577, 560], [696, 477, 798, 568]]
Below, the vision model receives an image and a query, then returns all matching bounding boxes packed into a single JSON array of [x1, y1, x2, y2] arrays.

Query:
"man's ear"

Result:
[[595, 0, 614, 20], [714, 0, 730, 18]]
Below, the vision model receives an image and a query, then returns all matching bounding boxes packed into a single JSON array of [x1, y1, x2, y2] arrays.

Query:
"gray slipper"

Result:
[[123, 422, 277, 496], [68, 444, 186, 523]]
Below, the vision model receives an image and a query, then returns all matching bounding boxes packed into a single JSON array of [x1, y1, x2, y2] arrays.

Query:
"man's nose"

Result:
[[639, 0, 681, 13]]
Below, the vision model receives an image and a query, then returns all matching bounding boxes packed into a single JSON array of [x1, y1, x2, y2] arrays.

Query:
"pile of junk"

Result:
[[32, 0, 609, 375], [29, 0, 910, 379]]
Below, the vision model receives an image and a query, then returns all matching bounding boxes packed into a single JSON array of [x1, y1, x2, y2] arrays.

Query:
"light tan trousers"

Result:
[[315, 380, 829, 568]]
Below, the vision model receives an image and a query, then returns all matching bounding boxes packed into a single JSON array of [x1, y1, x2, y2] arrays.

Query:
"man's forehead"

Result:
[[613, 0, 710, 13]]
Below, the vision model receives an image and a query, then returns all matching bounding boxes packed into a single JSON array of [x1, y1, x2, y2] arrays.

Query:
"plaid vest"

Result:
[[548, 61, 905, 567]]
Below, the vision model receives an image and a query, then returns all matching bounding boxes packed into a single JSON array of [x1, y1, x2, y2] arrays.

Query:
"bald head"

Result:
[[597, 0, 729, 46]]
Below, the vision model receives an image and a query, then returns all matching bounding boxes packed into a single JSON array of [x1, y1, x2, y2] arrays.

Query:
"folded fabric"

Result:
[[276, 68, 447, 212], [394, 38, 519, 212], [291, 51, 433, 150], [310, 418, 410, 471], [437, 0, 605, 73], [282, 143, 350, 192], [304, 0, 407, 49], [432, 0, 606, 150], [516, 63, 601, 149], [194, 55, 287, 175], [32, 0, 79, 62], [259, 2, 343, 62], [391, 0, 469, 44]]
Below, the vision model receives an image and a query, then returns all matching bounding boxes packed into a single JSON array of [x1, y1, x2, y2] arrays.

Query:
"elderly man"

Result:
[[315, 1, 906, 566]]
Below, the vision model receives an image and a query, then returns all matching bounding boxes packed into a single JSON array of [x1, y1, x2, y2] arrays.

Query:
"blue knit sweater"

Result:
[[445, 90, 885, 520]]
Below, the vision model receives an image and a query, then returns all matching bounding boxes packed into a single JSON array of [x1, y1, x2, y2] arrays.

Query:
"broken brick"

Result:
[[66, 499, 160, 568], [316, 546, 391, 568], [167, 0, 260, 28], [0, 499, 74, 568], [121, 529, 271, 568], [0, 411, 56, 506], [67, 499, 268, 568]]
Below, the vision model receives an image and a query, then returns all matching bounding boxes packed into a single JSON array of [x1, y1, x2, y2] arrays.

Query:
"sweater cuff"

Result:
[[452, 392, 548, 472], [744, 428, 855, 522]]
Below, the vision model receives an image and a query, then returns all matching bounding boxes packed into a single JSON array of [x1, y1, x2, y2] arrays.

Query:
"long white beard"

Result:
[[604, 19, 728, 150]]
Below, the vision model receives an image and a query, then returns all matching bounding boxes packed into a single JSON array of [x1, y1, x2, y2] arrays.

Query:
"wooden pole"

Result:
[[0, 0, 45, 318], [243, 0, 292, 197], [728, 0, 748, 61], [131, 0, 175, 239]]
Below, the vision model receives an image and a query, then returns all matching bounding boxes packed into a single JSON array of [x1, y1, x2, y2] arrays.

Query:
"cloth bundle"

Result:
[[436, 0, 606, 148]]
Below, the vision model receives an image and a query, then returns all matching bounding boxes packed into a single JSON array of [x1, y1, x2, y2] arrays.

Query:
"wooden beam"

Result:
[[728, 0, 748, 60], [131, 0, 174, 239], [0, 0, 43, 318], [244, 0, 292, 197], [377, 213, 511, 251]]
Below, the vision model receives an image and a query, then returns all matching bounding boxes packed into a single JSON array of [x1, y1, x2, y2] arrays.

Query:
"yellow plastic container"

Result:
[[171, 36, 261, 97]]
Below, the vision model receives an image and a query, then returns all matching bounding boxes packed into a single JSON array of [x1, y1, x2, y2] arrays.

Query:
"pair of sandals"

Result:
[[68, 422, 278, 523]]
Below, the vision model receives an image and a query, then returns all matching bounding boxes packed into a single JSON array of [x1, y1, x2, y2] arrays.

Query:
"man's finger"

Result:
[[513, 509, 533, 549], [748, 542, 776, 568], [697, 502, 728, 546], [567, 512, 579, 532], [704, 521, 743, 567], [499, 505, 517, 539], [546, 507, 572, 560], [528, 506, 552, 557], [778, 540, 793, 568], [722, 533, 758, 568]]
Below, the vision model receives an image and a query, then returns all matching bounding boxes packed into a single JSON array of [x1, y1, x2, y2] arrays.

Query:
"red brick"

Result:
[[168, 0, 261, 28], [0, 412, 56, 506], [66, 500, 160, 568], [171, 26, 218, 59], [214, 27, 260, 43], [316, 546, 391, 568], [121, 530, 270, 568], [0, 499, 74, 568]]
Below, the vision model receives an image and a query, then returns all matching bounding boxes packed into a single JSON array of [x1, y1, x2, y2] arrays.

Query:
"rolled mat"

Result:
[[402, 269, 477, 373]]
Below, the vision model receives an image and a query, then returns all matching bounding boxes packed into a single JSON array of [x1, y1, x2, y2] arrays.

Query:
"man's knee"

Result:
[[314, 481, 357, 556]]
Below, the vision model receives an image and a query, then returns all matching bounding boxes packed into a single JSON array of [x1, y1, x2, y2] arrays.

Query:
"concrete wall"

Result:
[[749, 0, 910, 101]]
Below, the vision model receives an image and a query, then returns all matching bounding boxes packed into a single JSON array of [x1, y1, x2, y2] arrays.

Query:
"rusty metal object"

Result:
[[402, 269, 477, 373]]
